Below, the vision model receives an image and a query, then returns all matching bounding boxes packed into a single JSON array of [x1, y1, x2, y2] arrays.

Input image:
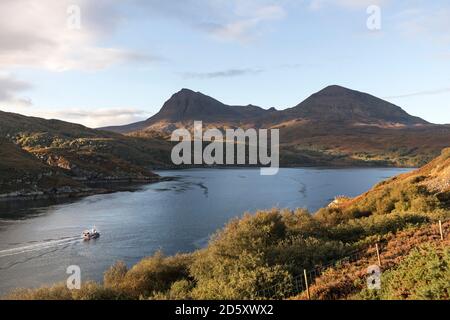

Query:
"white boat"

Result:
[[82, 228, 100, 241]]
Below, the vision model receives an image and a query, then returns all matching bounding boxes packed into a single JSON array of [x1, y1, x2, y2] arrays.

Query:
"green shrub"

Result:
[[207, 210, 287, 257], [191, 251, 292, 300], [281, 208, 324, 238], [6, 281, 119, 300], [359, 244, 450, 300], [269, 236, 348, 274], [166, 280, 195, 300], [348, 184, 442, 216], [104, 261, 128, 290], [6, 283, 72, 300], [330, 213, 430, 243], [112, 251, 192, 298], [71, 281, 119, 300]]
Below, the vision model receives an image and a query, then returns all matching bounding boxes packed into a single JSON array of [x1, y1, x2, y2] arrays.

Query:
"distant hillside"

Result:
[[0, 138, 82, 196], [0, 111, 172, 198], [101, 86, 450, 167]]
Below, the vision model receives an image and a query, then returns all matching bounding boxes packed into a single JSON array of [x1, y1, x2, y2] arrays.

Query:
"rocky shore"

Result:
[[0, 175, 162, 202]]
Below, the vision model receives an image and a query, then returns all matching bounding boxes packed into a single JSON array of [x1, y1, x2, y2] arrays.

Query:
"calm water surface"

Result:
[[0, 168, 411, 294]]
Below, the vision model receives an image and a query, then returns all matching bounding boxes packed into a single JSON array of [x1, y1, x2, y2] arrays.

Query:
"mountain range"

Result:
[[102, 85, 428, 133], [102, 85, 450, 167]]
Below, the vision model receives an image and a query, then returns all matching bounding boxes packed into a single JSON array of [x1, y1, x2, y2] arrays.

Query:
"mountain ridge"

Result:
[[286, 85, 428, 125], [100, 85, 430, 134], [97, 85, 450, 168], [101, 88, 273, 133]]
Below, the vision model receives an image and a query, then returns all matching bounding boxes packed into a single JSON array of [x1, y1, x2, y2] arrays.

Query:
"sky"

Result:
[[0, 0, 450, 127]]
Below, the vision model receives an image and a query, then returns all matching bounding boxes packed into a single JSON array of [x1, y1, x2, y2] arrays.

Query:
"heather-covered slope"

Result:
[[293, 221, 450, 300], [0, 111, 172, 197], [0, 138, 83, 197], [330, 148, 450, 217]]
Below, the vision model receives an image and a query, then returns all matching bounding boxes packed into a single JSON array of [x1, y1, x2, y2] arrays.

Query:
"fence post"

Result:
[[376, 243, 382, 267], [303, 269, 310, 300], [439, 220, 444, 241]]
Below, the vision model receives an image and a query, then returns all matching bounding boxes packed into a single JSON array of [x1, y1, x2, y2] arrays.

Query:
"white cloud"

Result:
[[395, 8, 450, 43], [205, 5, 286, 42], [0, 74, 33, 107], [131, 0, 287, 42], [57, 108, 149, 128], [181, 68, 264, 79], [0, 0, 286, 71], [0, 0, 156, 71], [2, 107, 149, 128], [310, 0, 388, 10], [384, 87, 450, 99]]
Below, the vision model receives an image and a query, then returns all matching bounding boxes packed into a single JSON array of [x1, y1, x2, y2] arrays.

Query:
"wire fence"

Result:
[[257, 218, 449, 300]]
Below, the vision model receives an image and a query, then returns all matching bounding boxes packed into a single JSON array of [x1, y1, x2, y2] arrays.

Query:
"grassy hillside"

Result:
[[5, 149, 449, 300], [130, 122, 450, 168]]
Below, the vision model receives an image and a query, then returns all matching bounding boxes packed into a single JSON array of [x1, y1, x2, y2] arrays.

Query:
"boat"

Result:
[[82, 227, 100, 241]]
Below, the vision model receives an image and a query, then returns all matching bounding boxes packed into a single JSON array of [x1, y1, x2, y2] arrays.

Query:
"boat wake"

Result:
[[0, 236, 80, 258]]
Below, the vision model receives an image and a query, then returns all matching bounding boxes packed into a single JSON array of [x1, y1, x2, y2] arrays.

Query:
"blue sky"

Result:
[[1, 0, 450, 127]]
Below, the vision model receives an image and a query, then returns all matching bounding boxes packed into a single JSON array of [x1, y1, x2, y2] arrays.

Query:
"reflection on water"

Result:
[[0, 167, 411, 294]]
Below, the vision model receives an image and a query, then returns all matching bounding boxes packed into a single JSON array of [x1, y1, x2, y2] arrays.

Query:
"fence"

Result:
[[257, 218, 448, 300]]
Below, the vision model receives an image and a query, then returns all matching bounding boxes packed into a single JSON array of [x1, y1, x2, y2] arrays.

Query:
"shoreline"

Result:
[[150, 162, 418, 171], [0, 165, 415, 202], [0, 176, 168, 202], [153, 165, 416, 171]]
